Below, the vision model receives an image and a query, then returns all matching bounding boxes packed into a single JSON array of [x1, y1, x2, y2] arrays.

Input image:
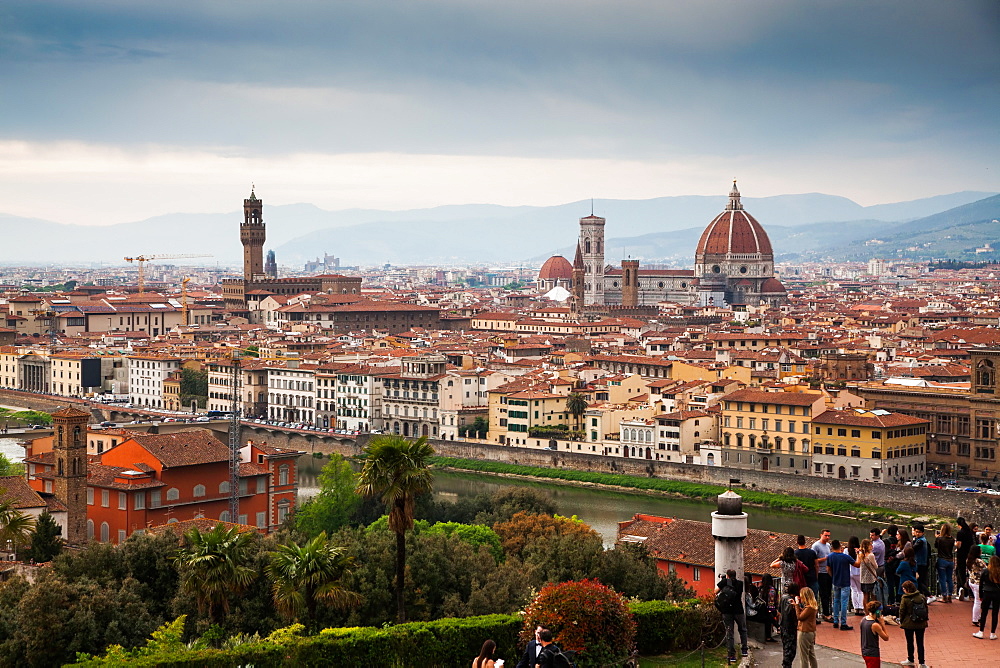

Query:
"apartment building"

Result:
[[128, 354, 181, 409], [810, 408, 928, 483], [267, 362, 317, 424], [381, 353, 446, 438]]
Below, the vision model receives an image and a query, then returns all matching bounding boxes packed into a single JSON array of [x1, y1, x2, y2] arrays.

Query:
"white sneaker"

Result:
[[900, 661, 915, 666], [992, 633, 998, 640], [973, 631, 984, 638], [926, 596, 937, 603]]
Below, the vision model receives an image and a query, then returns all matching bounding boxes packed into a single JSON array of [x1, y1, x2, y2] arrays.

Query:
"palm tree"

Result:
[[566, 392, 588, 433], [0, 499, 35, 556], [173, 523, 257, 624], [267, 532, 360, 631], [355, 434, 434, 623]]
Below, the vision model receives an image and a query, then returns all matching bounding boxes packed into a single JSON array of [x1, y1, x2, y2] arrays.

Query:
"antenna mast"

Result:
[[228, 353, 243, 521]]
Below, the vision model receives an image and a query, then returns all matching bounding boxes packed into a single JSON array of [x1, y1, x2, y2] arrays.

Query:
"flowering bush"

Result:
[[520, 579, 636, 667]]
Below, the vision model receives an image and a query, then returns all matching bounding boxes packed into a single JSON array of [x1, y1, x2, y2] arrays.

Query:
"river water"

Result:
[[296, 454, 870, 546]]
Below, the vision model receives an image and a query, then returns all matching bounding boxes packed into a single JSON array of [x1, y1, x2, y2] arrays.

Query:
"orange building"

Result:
[[23, 429, 302, 543]]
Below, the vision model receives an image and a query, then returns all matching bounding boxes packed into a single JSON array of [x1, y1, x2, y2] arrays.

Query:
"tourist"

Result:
[[827, 539, 854, 631], [910, 524, 932, 600], [984, 524, 995, 546], [884, 524, 901, 605], [869, 527, 886, 578], [715, 569, 748, 663], [760, 573, 779, 643], [934, 522, 955, 603], [795, 535, 819, 600], [771, 546, 800, 589], [473, 639, 502, 668], [898, 579, 928, 667], [515, 625, 545, 668], [534, 630, 562, 668], [796, 587, 819, 668], [860, 600, 890, 668], [896, 545, 918, 599], [974, 554, 1000, 639], [848, 536, 864, 614], [956, 517, 975, 600], [979, 533, 996, 558], [810, 529, 833, 621], [779, 583, 800, 668], [968, 545, 987, 626], [857, 539, 880, 610]]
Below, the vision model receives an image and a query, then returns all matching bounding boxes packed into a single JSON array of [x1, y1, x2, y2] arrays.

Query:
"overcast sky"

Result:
[[1, 0, 997, 226]]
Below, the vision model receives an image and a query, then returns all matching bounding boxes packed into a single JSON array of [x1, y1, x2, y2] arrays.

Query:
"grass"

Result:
[[639, 646, 730, 667], [430, 456, 918, 521]]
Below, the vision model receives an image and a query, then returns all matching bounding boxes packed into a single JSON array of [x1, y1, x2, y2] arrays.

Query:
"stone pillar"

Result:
[[712, 489, 748, 583]]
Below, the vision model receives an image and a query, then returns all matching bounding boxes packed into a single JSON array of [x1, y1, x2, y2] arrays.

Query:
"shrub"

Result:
[[630, 600, 723, 654], [520, 579, 635, 667]]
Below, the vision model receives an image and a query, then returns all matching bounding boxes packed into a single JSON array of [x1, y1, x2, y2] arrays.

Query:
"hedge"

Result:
[[74, 602, 720, 666], [431, 456, 912, 520]]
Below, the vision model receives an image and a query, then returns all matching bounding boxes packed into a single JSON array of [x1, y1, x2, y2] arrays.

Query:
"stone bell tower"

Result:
[[51, 406, 90, 545], [241, 187, 266, 281]]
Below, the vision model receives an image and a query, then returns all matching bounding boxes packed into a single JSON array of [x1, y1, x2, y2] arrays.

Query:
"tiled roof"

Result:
[[126, 431, 230, 468], [723, 388, 824, 406], [0, 475, 48, 509], [146, 518, 258, 538], [812, 409, 929, 428]]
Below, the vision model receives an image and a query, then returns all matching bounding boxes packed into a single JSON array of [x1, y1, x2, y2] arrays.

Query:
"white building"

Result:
[[127, 354, 181, 409], [267, 362, 317, 424]]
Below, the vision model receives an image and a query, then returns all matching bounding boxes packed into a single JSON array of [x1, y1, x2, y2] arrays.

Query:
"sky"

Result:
[[0, 0, 997, 226]]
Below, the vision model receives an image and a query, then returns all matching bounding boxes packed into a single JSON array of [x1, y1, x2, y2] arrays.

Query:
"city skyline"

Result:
[[1, 1, 997, 226]]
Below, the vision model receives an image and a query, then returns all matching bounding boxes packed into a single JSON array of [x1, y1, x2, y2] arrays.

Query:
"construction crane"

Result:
[[123, 254, 212, 294]]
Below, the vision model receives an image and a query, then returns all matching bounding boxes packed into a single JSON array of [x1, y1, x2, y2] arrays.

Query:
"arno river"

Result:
[[0, 439, 867, 547]]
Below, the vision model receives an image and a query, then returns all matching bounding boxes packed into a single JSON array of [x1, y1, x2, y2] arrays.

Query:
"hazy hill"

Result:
[[0, 190, 994, 265]]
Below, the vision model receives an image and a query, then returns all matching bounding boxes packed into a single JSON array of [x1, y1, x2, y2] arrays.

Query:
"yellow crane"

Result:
[[124, 254, 212, 294], [181, 277, 191, 326]]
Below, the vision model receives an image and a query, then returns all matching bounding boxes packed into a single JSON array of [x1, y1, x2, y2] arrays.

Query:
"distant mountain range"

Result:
[[0, 190, 996, 267]]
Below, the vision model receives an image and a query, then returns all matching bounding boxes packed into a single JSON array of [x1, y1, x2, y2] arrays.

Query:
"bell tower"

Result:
[[621, 258, 640, 308], [51, 406, 90, 545], [241, 187, 266, 281], [579, 213, 606, 305]]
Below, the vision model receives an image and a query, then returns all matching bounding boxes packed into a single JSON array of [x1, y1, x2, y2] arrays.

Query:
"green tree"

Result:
[[244, 345, 260, 358], [457, 416, 489, 438], [180, 368, 208, 409], [9, 410, 51, 426], [355, 434, 434, 623], [266, 532, 360, 631], [0, 499, 35, 554], [294, 454, 360, 538], [0, 452, 25, 477], [173, 524, 257, 625], [25, 510, 62, 563], [566, 392, 588, 431]]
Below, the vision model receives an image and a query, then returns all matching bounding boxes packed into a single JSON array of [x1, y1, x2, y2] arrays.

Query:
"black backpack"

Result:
[[909, 597, 928, 623], [715, 583, 741, 614]]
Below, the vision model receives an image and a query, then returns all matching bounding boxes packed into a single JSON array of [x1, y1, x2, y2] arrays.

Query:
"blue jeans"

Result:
[[937, 559, 954, 597], [832, 585, 851, 625]]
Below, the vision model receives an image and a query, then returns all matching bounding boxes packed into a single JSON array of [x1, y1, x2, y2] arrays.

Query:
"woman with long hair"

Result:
[[968, 545, 987, 626], [759, 573, 779, 643], [896, 545, 918, 599], [771, 546, 799, 588], [473, 639, 498, 668], [857, 539, 880, 610], [796, 587, 819, 668], [848, 535, 864, 614], [935, 521, 956, 603], [956, 517, 975, 600], [974, 555, 1000, 639]]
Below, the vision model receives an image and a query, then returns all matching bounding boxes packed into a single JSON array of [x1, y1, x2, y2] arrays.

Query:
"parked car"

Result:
[[987, 489, 1000, 496], [963, 487, 981, 493], [944, 484, 962, 491], [925, 483, 942, 489]]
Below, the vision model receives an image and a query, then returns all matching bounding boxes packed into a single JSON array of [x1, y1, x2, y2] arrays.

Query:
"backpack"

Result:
[[715, 583, 741, 614], [540, 645, 576, 668], [909, 597, 928, 624], [792, 560, 809, 587]]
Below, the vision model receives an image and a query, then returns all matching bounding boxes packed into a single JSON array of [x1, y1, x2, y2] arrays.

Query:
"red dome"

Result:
[[695, 183, 773, 257], [538, 255, 573, 281], [760, 278, 787, 293]]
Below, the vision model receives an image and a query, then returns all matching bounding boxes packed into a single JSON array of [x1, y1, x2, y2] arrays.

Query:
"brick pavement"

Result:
[[811, 596, 994, 666]]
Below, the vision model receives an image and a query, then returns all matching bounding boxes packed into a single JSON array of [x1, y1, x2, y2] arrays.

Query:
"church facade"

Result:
[[540, 183, 786, 309]]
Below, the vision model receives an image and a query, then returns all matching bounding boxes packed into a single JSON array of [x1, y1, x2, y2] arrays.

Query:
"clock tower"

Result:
[[241, 187, 266, 281]]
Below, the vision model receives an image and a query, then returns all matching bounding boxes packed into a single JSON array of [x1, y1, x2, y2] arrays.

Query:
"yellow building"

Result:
[[811, 408, 928, 483], [499, 390, 570, 444], [715, 388, 828, 474]]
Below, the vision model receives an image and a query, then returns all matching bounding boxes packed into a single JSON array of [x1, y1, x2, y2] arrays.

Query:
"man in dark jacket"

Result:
[[779, 584, 800, 668], [516, 626, 545, 668], [715, 569, 748, 664]]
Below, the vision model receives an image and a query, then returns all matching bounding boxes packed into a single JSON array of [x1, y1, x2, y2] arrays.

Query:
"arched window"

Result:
[[978, 359, 995, 388], [87, 519, 94, 540], [707, 453, 716, 466], [100, 522, 110, 542], [193, 484, 206, 498], [219, 481, 230, 494], [220, 510, 231, 522], [166, 488, 180, 501], [584, 238, 591, 253]]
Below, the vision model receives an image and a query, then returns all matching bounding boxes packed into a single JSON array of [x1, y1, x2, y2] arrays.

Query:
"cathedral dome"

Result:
[[538, 255, 574, 282], [695, 182, 773, 258], [760, 277, 787, 293]]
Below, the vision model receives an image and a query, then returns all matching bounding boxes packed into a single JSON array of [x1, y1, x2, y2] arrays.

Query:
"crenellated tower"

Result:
[[241, 187, 266, 281]]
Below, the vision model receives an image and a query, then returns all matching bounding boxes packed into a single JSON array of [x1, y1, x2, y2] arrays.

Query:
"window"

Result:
[[871, 431, 881, 439], [257, 477, 267, 494], [279, 465, 289, 486], [87, 488, 94, 505], [100, 522, 110, 542], [150, 490, 161, 507], [256, 512, 267, 528], [219, 481, 230, 494], [134, 492, 145, 510], [87, 519, 94, 540], [166, 488, 179, 502], [118, 529, 126, 543], [851, 429, 861, 438], [101, 489, 109, 507], [837, 428, 847, 437], [693, 566, 701, 581], [277, 501, 290, 524], [193, 484, 206, 498]]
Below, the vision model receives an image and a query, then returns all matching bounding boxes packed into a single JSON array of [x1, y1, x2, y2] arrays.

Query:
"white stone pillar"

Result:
[[712, 490, 748, 584]]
